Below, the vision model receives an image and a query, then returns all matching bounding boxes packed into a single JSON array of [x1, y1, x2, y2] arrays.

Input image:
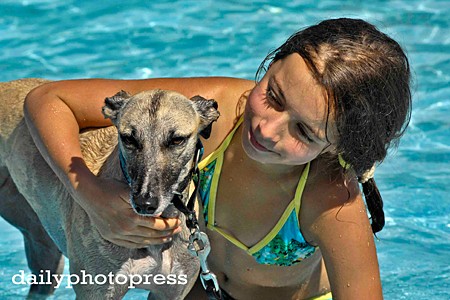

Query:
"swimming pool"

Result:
[[1, 0, 449, 299]]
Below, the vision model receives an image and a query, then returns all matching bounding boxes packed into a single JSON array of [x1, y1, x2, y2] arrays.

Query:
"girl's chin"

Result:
[[241, 128, 274, 164]]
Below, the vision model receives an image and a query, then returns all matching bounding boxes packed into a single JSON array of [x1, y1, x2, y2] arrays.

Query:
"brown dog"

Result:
[[0, 79, 219, 299]]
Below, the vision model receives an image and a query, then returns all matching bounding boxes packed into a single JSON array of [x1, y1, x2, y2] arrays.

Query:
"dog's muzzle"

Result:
[[119, 138, 204, 217]]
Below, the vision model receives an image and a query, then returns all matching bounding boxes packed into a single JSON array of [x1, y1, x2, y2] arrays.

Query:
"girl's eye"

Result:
[[297, 124, 315, 143], [265, 86, 283, 109]]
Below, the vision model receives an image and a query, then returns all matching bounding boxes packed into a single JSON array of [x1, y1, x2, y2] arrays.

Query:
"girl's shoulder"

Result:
[[300, 158, 382, 297], [300, 157, 368, 244]]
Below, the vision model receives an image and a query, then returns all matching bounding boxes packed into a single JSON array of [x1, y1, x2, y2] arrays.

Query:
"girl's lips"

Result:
[[249, 128, 271, 152]]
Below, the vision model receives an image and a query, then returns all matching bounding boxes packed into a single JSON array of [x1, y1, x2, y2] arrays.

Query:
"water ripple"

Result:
[[1, 0, 449, 299]]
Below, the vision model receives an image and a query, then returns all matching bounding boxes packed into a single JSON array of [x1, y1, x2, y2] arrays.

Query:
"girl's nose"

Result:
[[258, 112, 287, 143]]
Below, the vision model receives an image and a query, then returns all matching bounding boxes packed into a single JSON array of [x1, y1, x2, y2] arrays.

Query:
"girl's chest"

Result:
[[211, 154, 299, 248]]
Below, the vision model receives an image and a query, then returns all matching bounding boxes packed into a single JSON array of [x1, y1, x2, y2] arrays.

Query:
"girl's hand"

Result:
[[77, 175, 182, 248]]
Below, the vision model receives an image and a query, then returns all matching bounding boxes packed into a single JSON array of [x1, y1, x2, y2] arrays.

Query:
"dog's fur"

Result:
[[0, 79, 219, 299]]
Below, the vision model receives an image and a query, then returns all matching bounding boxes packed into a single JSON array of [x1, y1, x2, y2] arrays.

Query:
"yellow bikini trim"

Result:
[[207, 149, 222, 228], [206, 200, 297, 254], [247, 200, 296, 254], [307, 292, 332, 300], [199, 115, 244, 233], [198, 116, 244, 170], [206, 224, 250, 251], [294, 162, 310, 214], [338, 153, 350, 170], [248, 162, 310, 254]]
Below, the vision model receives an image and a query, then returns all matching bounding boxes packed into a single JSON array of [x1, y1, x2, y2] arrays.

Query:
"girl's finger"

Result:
[[135, 216, 181, 231], [124, 226, 182, 238], [111, 236, 174, 248]]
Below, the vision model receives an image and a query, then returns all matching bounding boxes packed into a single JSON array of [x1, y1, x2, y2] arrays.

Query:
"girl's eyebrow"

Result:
[[272, 76, 327, 143]]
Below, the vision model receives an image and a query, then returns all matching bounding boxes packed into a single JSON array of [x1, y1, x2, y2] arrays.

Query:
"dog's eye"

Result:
[[170, 136, 186, 146], [120, 133, 139, 148]]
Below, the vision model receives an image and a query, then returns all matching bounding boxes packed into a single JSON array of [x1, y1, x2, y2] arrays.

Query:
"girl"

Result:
[[24, 18, 411, 299]]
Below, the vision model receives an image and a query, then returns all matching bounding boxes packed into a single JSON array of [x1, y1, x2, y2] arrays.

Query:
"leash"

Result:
[[172, 140, 223, 300], [119, 138, 223, 300]]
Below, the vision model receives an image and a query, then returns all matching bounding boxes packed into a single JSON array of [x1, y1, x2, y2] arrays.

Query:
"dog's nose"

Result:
[[134, 202, 158, 215]]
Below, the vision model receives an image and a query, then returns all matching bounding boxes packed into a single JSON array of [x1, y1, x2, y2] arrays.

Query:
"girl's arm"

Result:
[[24, 77, 252, 247], [304, 176, 383, 299]]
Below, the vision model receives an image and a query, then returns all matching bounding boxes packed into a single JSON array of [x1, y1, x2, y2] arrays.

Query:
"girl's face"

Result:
[[242, 53, 337, 166]]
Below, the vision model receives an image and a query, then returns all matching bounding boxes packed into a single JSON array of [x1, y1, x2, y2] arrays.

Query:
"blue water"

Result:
[[1, 0, 449, 299]]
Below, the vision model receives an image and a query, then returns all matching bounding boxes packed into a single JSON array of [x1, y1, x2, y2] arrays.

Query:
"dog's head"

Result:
[[102, 89, 219, 217]]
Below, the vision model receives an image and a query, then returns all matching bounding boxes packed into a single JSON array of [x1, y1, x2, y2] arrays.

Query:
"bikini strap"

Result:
[[198, 115, 244, 170], [293, 162, 310, 214]]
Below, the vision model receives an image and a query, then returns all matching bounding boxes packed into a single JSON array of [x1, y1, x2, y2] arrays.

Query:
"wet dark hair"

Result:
[[256, 18, 412, 233]]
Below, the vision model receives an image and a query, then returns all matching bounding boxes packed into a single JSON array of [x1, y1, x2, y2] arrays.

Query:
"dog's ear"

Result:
[[191, 95, 220, 139], [102, 90, 132, 123]]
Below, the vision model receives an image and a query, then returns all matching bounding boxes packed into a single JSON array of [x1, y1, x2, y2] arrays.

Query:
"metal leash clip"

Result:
[[188, 229, 220, 293]]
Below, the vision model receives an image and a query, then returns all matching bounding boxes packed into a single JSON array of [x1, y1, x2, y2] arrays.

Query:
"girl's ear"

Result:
[[190, 95, 220, 139], [102, 90, 132, 124]]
